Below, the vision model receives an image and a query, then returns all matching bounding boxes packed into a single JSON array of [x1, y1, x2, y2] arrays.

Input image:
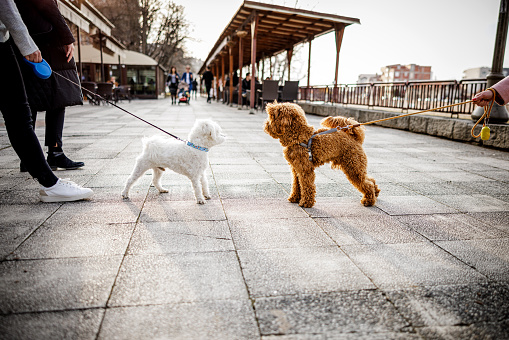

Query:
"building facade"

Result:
[[380, 64, 432, 82], [462, 67, 509, 79], [357, 74, 382, 84], [57, 0, 166, 98]]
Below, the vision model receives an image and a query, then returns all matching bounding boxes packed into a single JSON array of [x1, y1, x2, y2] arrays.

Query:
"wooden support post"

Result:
[[334, 24, 345, 103], [229, 44, 234, 106], [307, 38, 312, 88], [221, 55, 225, 103], [250, 12, 258, 113], [287, 47, 293, 81], [237, 31, 247, 108], [215, 64, 219, 101]]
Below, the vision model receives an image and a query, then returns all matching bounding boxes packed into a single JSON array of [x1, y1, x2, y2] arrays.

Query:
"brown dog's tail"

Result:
[[320, 116, 365, 144]]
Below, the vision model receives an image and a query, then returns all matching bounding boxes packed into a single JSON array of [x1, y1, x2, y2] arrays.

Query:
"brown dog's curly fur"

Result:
[[264, 102, 380, 208]]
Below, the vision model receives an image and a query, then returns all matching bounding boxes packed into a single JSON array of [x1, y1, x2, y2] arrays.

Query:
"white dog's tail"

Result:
[[141, 135, 166, 159], [320, 116, 365, 144]]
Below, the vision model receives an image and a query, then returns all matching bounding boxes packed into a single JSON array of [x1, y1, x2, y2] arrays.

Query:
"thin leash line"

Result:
[[359, 99, 475, 126], [52, 72, 184, 142]]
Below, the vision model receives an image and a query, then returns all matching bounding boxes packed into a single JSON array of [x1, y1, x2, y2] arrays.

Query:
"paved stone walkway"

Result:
[[1, 97, 508, 339]]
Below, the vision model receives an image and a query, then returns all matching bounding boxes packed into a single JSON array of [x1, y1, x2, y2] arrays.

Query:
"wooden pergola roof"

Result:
[[199, 1, 360, 73]]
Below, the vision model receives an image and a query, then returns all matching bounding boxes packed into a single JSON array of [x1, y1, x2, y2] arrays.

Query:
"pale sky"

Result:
[[172, 0, 507, 84]]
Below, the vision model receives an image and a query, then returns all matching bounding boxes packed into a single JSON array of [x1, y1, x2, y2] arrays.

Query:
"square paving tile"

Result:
[[341, 243, 487, 289], [140, 200, 226, 222], [222, 199, 309, 220], [416, 322, 509, 340], [304, 197, 385, 218], [427, 194, 509, 213], [314, 215, 427, 245], [435, 238, 509, 281], [216, 182, 288, 199], [237, 247, 374, 297], [47, 202, 142, 225], [374, 196, 457, 215], [229, 218, 335, 250], [255, 290, 409, 335], [395, 214, 508, 241], [127, 221, 234, 254], [0, 256, 121, 313], [385, 283, 509, 327], [98, 300, 259, 339], [8, 222, 135, 259], [0, 309, 104, 340], [109, 252, 247, 306]]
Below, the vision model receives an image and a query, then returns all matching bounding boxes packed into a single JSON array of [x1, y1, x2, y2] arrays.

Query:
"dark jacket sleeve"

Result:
[[15, 0, 75, 46]]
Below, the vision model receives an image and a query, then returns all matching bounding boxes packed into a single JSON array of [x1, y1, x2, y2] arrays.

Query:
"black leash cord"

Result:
[[52, 72, 184, 141]]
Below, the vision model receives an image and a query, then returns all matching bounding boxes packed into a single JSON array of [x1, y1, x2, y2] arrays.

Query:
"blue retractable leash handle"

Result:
[[23, 58, 52, 79]]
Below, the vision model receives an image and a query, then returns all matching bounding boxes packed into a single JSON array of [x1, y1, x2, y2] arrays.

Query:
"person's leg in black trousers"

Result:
[[0, 40, 58, 188], [26, 106, 84, 170], [206, 84, 211, 103]]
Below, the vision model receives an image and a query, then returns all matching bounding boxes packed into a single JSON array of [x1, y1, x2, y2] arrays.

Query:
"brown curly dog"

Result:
[[264, 102, 380, 208]]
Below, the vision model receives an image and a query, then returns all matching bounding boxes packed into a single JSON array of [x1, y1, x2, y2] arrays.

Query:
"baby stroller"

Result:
[[177, 81, 190, 105]]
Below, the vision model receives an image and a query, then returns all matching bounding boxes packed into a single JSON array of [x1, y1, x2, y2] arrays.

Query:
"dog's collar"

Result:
[[186, 141, 209, 152], [299, 125, 358, 161]]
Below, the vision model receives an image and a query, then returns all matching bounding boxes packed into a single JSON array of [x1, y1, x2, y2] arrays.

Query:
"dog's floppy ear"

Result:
[[276, 104, 292, 127]]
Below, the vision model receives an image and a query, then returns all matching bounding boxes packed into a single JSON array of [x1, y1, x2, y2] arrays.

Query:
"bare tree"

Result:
[[145, 2, 189, 69], [89, 0, 190, 69]]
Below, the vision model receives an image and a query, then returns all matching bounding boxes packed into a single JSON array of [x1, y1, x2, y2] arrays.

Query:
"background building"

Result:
[[462, 67, 509, 79], [357, 74, 382, 84], [380, 64, 432, 82], [58, 0, 166, 99]]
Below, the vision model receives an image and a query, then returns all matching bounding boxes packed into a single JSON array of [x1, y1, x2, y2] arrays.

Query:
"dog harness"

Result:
[[186, 141, 209, 152], [299, 124, 359, 161]]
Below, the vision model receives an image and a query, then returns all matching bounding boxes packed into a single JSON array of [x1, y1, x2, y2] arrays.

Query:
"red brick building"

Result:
[[381, 64, 432, 82]]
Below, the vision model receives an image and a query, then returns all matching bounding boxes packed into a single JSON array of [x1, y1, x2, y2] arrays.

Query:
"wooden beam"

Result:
[[334, 23, 345, 103], [307, 37, 312, 88], [287, 47, 293, 81], [237, 31, 247, 108], [250, 12, 259, 112], [229, 44, 234, 106]]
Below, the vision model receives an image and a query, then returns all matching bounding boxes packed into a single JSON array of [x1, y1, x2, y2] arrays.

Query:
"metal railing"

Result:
[[299, 79, 487, 115]]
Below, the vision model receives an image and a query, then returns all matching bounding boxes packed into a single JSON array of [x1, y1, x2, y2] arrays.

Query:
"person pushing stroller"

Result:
[[177, 80, 190, 104]]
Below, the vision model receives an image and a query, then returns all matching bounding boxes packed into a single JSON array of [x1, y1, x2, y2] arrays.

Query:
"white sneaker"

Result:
[[39, 178, 93, 203]]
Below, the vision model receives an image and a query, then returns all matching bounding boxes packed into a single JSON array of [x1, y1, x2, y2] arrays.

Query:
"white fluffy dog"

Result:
[[121, 119, 225, 204]]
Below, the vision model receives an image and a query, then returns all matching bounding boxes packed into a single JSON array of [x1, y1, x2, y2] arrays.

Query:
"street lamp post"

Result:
[[472, 0, 509, 124]]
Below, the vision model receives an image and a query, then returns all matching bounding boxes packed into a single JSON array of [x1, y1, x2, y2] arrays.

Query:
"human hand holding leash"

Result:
[[24, 49, 42, 63], [472, 90, 495, 107]]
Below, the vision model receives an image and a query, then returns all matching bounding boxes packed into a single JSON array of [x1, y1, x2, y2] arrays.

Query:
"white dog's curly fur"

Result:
[[121, 119, 225, 204]]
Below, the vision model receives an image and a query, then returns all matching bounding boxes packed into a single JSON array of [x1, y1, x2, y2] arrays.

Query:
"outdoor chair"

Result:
[[115, 85, 131, 103], [96, 82, 115, 104], [259, 80, 279, 110], [81, 82, 99, 105], [280, 80, 299, 102]]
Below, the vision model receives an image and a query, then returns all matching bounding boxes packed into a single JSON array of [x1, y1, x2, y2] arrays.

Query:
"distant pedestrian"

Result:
[[473, 76, 509, 106], [166, 66, 179, 105], [192, 78, 198, 99], [202, 66, 214, 103]]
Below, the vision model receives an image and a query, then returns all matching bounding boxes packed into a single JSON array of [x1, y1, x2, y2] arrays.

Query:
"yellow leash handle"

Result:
[[471, 88, 496, 140]]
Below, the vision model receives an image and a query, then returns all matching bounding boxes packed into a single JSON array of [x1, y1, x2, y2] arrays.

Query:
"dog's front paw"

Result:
[[196, 197, 206, 204], [158, 187, 169, 193], [204, 195, 211, 200], [121, 191, 129, 199], [361, 197, 376, 207], [299, 199, 315, 208], [288, 195, 300, 203]]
